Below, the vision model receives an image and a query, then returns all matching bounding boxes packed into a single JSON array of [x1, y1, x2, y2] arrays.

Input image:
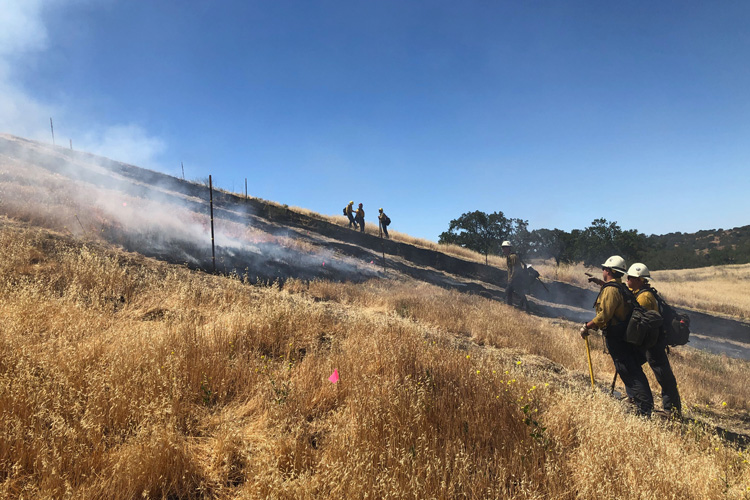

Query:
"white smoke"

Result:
[[0, 0, 166, 170], [0, 134, 378, 282], [80, 125, 166, 169], [0, 0, 55, 139], [0, 0, 372, 281], [0, 0, 48, 58]]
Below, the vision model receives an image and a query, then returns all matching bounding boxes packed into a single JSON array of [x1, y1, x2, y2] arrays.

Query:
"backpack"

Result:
[[523, 265, 546, 293], [525, 265, 540, 282], [343, 207, 347, 216], [383, 214, 391, 226], [626, 306, 663, 350], [651, 288, 691, 346], [600, 282, 662, 349]]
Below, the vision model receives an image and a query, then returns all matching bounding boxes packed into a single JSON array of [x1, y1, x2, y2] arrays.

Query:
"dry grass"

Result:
[[4, 146, 748, 323], [531, 261, 594, 288], [1, 218, 749, 499], [650, 265, 750, 320], [2, 142, 750, 498], [533, 261, 750, 320]]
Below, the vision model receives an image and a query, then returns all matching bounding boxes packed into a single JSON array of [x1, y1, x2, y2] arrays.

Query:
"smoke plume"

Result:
[[0, 134, 378, 283]]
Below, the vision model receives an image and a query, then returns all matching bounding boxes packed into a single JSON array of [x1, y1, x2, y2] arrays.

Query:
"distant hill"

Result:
[[644, 226, 750, 269]]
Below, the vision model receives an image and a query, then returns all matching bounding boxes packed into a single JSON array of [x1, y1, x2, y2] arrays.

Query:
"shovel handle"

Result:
[[585, 336, 595, 389]]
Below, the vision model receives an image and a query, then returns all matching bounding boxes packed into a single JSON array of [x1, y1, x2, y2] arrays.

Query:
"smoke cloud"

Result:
[[0, 0, 167, 171], [0, 134, 378, 283]]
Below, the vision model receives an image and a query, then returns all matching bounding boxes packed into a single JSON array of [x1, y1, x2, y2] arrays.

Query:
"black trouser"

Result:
[[645, 331, 681, 413], [605, 330, 654, 416], [347, 214, 357, 228], [380, 222, 389, 238], [357, 218, 365, 232], [505, 276, 526, 308]]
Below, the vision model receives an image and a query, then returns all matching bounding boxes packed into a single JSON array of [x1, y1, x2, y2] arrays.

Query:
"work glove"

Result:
[[587, 277, 604, 286], [580, 324, 590, 338]]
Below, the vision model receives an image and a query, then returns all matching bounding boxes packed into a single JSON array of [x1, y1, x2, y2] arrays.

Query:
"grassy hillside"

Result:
[[644, 227, 750, 270], [2, 135, 750, 498], [1, 217, 749, 499]]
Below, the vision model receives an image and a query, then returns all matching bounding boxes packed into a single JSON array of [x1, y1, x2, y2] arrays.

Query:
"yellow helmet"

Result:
[[349, 201, 354, 205], [379, 208, 383, 212]]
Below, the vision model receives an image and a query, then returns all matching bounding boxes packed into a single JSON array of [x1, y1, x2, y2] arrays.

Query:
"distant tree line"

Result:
[[438, 211, 750, 270]]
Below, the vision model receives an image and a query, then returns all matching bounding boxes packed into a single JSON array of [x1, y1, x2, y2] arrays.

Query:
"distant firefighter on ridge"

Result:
[[355, 203, 365, 233], [344, 201, 357, 229], [378, 208, 391, 239]]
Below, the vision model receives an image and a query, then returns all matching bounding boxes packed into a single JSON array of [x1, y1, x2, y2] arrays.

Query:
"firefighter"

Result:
[[345, 201, 357, 229], [501, 241, 527, 310], [581, 255, 654, 417], [626, 263, 682, 417], [355, 203, 365, 233], [378, 208, 390, 239]]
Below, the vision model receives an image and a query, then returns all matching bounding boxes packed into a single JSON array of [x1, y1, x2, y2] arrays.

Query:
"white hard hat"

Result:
[[501, 241, 512, 247], [601, 255, 627, 274], [627, 263, 651, 280]]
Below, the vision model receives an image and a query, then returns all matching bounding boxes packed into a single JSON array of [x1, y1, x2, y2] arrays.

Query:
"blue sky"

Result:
[[2, 1, 749, 241]]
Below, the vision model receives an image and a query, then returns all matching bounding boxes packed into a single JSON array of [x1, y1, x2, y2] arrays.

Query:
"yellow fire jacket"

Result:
[[632, 286, 658, 312], [506, 253, 524, 282], [592, 278, 629, 330]]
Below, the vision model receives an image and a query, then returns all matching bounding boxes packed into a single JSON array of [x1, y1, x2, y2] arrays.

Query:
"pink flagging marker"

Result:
[[328, 369, 339, 384]]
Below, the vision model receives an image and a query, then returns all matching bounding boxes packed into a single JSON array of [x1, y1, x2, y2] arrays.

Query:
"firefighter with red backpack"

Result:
[[580, 255, 654, 417], [626, 263, 682, 417]]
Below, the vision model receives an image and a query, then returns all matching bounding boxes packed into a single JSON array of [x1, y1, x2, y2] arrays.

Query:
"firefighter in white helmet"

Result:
[[626, 263, 681, 417], [581, 255, 653, 416], [501, 241, 528, 310]]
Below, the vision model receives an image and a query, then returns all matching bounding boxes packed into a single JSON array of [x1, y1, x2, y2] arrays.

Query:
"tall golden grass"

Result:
[[1, 217, 748, 499]]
